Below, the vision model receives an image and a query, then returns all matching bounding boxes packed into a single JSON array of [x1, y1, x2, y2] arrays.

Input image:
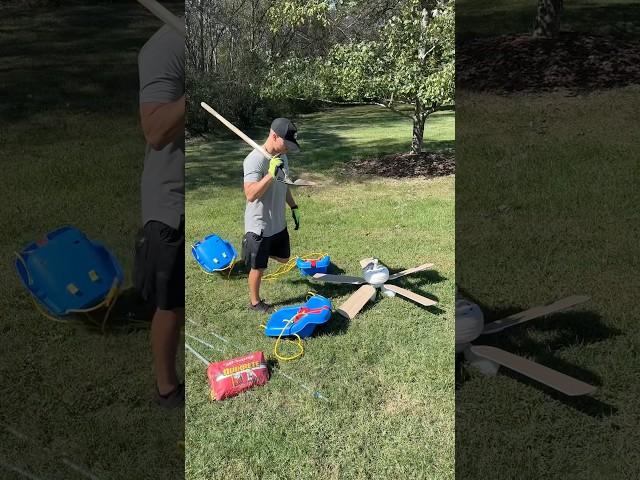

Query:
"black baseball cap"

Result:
[[271, 118, 300, 152]]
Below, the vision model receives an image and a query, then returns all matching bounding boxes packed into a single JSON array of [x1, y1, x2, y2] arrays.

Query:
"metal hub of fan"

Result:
[[362, 259, 389, 285], [456, 293, 597, 396], [311, 258, 437, 319]]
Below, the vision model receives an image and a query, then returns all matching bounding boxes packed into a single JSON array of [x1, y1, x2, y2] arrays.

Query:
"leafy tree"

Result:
[[264, 0, 454, 154]]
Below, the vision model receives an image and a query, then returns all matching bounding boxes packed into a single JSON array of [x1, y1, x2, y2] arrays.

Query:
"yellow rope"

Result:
[[263, 252, 328, 282], [260, 319, 304, 362], [274, 323, 304, 362], [262, 258, 297, 281]]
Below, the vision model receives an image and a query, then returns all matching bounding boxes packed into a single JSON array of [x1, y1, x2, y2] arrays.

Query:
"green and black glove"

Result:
[[291, 205, 300, 230], [268, 156, 283, 178]]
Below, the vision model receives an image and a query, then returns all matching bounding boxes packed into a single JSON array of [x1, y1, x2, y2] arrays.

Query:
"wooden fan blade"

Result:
[[336, 285, 376, 319], [383, 284, 437, 307], [312, 273, 365, 284], [482, 294, 590, 335], [387, 262, 434, 280], [359, 258, 375, 268], [470, 346, 597, 396]]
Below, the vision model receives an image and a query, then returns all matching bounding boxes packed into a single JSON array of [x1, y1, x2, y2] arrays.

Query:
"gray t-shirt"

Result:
[[138, 23, 185, 229], [243, 149, 289, 237]]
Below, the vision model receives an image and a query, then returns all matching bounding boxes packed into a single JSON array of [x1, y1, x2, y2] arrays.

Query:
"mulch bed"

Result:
[[457, 33, 640, 94], [344, 151, 455, 178]]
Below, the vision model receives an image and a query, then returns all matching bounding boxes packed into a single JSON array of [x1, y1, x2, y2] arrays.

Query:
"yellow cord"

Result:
[[274, 324, 304, 362], [262, 258, 297, 281], [263, 252, 328, 282], [262, 318, 304, 361]]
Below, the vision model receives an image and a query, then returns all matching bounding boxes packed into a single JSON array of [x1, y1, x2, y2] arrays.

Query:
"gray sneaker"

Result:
[[248, 299, 273, 313]]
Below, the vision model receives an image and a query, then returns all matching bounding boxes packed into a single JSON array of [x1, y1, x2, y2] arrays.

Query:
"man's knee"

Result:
[[153, 307, 181, 325]]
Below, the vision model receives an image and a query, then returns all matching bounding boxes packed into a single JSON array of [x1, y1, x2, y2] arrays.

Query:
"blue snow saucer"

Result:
[[15, 226, 123, 317], [264, 295, 333, 339], [296, 255, 330, 277], [192, 234, 237, 273]]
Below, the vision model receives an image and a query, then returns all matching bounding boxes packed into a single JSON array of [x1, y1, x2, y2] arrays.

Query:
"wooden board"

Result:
[[336, 285, 376, 319], [482, 294, 590, 335], [137, 0, 185, 36], [388, 262, 434, 280], [470, 346, 597, 396], [383, 284, 437, 307], [312, 273, 365, 284]]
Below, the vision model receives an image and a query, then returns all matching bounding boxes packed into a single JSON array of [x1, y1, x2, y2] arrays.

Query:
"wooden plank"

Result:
[[383, 284, 437, 307], [470, 346, 597, 396], [312, 273, 365, 284], [336, 285, 376, 319], [387, 262, 434, 280], [482, 295, 590, 335], [137, 0, 185, 36]]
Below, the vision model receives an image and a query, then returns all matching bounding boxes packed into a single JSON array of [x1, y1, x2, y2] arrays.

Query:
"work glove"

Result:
[[291, 206, 300, 230], [268, 157, 283, 178]]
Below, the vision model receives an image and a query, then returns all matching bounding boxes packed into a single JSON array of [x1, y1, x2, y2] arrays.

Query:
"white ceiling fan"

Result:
[[456, 290, 596, 396], [311, 258, 437, 319]]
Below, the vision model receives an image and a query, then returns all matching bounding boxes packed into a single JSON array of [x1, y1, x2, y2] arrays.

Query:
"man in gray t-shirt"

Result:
[[133, 21, 185, 408], [242, 118, 301, 313]]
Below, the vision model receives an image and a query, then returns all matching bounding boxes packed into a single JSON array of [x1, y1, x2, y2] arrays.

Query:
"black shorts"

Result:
[[133, 218, 185, 310], [241, 228, 290, 270]]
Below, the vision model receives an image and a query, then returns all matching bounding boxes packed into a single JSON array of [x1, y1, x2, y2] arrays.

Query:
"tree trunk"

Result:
[[411, 100, 425, 154], [533, 0, 563, 38]]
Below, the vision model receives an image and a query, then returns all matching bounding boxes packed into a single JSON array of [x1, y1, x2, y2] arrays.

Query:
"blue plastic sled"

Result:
[[15, 226, 124, 317], [296, 255, 330, 277], [192, 234, 237, 273], [264, 295, 333, 339]]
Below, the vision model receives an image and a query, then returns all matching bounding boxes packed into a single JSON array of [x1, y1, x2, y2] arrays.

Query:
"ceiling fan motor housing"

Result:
[[455, 297, 484, 353], [363, 260, 389, 286]]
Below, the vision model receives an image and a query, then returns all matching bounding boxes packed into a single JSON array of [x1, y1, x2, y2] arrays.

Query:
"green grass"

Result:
[[0, 4, 184, 479], [185, 106, 455, 479], [455, 86, 640, 478], [457, 0, 640, 39]]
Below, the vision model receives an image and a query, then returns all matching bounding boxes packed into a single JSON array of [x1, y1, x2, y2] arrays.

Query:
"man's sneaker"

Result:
[[153, 382, 185, 408], [248, 299, 273, 313]]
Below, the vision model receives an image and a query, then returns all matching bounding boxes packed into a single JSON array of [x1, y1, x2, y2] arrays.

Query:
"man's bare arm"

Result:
[[140, 95, 185, 150], [244, 175, 274, 202]]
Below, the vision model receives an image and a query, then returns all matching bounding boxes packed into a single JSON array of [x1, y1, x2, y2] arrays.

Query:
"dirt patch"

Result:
[[344, 150, 455, 178], [457, 33, 640, 94]]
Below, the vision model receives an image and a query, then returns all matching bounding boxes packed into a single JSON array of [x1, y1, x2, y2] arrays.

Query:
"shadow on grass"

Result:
[[186, 112, 455, 198], [455, 290, 621, 417], [314, 312, 350, 337], [73, 287, 154, 334], [1, 2, 184, 122]]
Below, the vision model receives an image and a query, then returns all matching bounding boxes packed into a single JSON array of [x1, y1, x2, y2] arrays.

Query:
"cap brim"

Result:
[[284, 139, 300, 152]]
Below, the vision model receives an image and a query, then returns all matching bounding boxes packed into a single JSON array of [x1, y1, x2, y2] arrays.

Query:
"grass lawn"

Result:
[[456, 87, 640, 478], [456, 0, 640, 476], [0, 3, 184, 479], [185, 106, 455, 479]]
